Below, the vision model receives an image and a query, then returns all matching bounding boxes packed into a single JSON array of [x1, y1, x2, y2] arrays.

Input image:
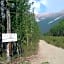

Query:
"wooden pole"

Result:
[[7, 9, 11, 33], [6, 6, 12, 62]]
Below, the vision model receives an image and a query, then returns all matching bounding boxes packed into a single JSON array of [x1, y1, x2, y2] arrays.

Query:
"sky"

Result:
[[29, 0, 64, 14]]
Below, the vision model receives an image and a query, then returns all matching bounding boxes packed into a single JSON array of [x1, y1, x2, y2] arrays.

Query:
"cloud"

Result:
[[29, 0, 35, 3], [29, 0, 40, 14], [29, 0, 47, 14], [40, 0, 47, 6]]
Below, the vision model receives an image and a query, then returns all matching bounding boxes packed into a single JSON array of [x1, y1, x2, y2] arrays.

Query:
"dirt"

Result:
[[30, 40, 64, 64]]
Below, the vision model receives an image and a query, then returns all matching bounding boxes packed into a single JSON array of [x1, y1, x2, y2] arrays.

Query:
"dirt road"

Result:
[[30, 40, 64, 64]]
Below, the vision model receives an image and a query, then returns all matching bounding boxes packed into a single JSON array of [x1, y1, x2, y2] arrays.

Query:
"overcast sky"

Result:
[[29, 0, 64, 14]]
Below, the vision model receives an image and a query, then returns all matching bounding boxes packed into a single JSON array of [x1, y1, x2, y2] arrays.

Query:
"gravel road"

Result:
[[30, 40, 64, 64]]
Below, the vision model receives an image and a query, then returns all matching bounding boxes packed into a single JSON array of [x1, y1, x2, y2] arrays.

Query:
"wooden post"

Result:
[[6, 8, 12, 62], [7, 9, 11, 33]]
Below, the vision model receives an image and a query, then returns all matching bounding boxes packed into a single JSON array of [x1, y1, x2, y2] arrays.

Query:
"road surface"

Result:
[[30, 40, 64, 64]]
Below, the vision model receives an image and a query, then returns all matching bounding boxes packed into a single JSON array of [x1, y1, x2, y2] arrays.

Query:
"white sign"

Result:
[[2, 33, 17, 42]]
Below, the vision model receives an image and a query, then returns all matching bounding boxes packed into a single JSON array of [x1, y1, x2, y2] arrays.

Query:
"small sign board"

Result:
[[2, 33, 17, 42]]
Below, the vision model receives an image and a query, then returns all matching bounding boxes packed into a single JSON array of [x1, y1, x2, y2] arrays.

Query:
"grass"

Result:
[[19, 61, 31, 64], [41, 36, 64, 48], [19, 61, 49, 64], [21, 41, 39, 57], [41, 62, 49, 64], [0, 41, 39, 64]]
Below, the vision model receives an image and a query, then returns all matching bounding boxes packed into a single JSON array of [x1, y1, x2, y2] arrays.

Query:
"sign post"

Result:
[[6, 0, 17, 62], [0, 0, 17, 62], [2, 33, 17, 62], [6, 8, 11, 62]]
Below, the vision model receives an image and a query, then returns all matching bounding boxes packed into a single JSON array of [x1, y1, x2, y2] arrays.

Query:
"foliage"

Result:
[[47, 19, 64, 36], [42, 36, 64, 48], [0, 0, 40, 61], [11, 0, 40, 56]]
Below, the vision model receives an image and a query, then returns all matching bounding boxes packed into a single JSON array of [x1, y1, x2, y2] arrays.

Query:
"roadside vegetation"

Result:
[[11, 0, 40, 57], [41, 36, 64, 49], [41, 19, 64, 49], [46, 19, 64, 36], [0, 0, 40, 63], [19, 61, 49, 64]]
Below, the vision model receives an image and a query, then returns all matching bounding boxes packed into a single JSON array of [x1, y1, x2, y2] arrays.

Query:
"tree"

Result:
[[49, 19, 64, 36], [10, 0, 40, 56]]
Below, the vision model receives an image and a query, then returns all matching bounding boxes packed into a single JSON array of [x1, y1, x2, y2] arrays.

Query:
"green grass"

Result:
[[41, 62, 49, 64], [41, 36, 64, 48], [21, 41, 38, 57], [19, 61, 49, 64]]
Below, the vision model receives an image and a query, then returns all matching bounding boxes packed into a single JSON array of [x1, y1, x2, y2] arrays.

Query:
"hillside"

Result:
[[37, 12, 64, 33]]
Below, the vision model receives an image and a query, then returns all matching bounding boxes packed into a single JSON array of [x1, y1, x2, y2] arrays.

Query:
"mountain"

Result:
[[36, 11, 64, 33]]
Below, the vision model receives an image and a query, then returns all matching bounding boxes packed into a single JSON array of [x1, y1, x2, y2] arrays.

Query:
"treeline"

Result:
[[46, 19, 64, 36]]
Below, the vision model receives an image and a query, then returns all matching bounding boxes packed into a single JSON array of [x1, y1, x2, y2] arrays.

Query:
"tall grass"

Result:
[[41, 36, 64, 48]]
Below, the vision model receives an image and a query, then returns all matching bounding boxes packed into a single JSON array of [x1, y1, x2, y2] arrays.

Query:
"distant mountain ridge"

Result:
[[36, 11, 64, 21], [37, 11, 64, 33]]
